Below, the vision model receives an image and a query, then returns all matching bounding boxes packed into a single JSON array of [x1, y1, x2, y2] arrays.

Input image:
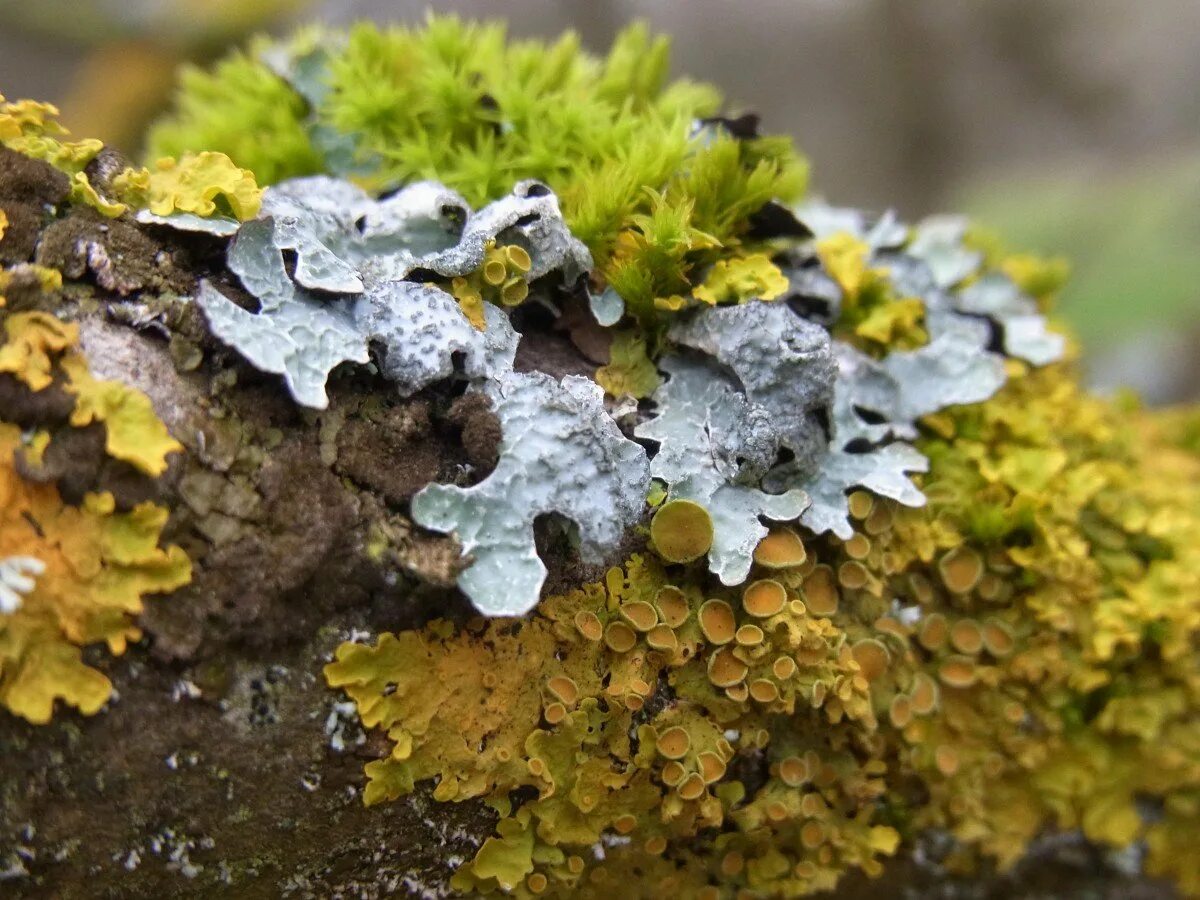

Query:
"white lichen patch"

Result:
[[354, 287, 518, 394], [589, 286, 625, 327], [0, 556, 45, 615], [412, 372, 650, 616], [164, 166, 1067, 621], [174, 176, 658, 618], [904, 214, 984, 290], [795, 200, 908, 251], [403, 179, 592, 284], [762, 202, 1065, 537]]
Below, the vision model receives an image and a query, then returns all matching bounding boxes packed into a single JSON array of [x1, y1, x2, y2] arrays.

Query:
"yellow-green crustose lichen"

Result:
[[8, 14, 1193, 897]]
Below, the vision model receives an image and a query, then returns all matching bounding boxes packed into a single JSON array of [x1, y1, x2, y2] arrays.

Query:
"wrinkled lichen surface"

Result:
[[1, 18, 1198, 900]]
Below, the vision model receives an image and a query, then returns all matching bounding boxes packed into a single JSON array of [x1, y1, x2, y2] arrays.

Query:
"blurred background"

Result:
[[1, 0, 1197, 401]]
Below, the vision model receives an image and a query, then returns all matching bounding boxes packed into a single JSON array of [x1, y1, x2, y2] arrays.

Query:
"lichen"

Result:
[[331, 357, 1200, 897], [325, 541, 893, 897], [114, 150, 263, 222], [150, 21, 806, 326], [635, 353, 810, 585], [0, 312, 183, 475], [1, 15, 1191, 898], [276, 19, 1199, 900], [1, 93, 258, 225], [0, 314, 190, 723], [411, 372, 649, 616], [594, 330, 660, 399], [0, 93, 115, 217], [0, 556, 43, 615], [179, 176, 586, 409]]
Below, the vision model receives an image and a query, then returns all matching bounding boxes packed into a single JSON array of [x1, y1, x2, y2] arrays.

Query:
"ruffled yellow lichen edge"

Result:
[[1, 92, 261, 221], [0, 312, 191, 724]]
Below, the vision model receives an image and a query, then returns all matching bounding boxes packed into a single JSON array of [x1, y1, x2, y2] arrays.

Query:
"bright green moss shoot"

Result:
[[148, 16, 808, 323]]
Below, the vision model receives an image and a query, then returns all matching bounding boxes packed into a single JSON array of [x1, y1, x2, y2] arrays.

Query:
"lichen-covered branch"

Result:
[[1, 20, 1197, 900]]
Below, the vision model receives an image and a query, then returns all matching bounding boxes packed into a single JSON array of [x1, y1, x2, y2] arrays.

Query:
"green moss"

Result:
[[148, 17, 807, 327], [146, 50, 325, 185]]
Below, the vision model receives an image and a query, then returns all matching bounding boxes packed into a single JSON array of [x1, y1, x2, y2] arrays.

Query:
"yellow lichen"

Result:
[[753, 527, 808, 569], [692, 252, 788, 306], [3, 95, 259, 222], [816, 231, 929, 353], [61, 354, 183, 477], [112, 151, 263, 221], [0, 311, 77, 391], [0, 429, 190, 723], [0, 93, 122, 217], [327, 547, 892, 897], [0, 313, 190, 723], [448, 241, 533, 328], [1, 313, 182, 476], [595, 330, 661, 399], [649, 499, 713, 564]]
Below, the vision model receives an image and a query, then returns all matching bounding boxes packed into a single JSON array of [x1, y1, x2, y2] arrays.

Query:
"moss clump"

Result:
[[146, 50, 326, 185], [148, 17, 807, 327]]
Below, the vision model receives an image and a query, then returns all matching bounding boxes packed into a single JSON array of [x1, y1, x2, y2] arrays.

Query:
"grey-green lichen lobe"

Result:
[[412, 370, 650, 616], [183, 176, 588, 410], [635, 353, 811, 585]]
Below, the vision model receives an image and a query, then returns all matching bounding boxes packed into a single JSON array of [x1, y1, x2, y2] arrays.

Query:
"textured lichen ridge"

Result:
[[178, 176, 586, 408]]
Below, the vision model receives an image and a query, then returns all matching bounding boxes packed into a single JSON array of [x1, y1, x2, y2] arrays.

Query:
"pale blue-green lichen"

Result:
[[634, 353, 810, 585], [178, 176, 589, 409], [667, 300, 835, 471], [411, 371, 650, 616], [176, 184, 1066, 605]]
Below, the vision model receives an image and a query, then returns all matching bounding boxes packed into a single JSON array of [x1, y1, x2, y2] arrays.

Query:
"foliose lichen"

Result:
[[0, 13, 1195, 900], [411, 371, 650, 616], [0, 313, 191, 723], [2, 91, 262, 224], [181, 175, 587, 409]]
